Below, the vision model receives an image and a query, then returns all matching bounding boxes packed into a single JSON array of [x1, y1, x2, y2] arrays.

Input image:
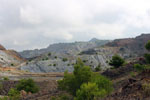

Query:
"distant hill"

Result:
[[19, 34, 150, 73], [105, 33, 150, 56], [19, 39, 110, 59]]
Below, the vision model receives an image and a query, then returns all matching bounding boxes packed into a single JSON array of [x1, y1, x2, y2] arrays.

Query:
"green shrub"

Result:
[[50, 96, 57, 100], [58, 58, 113, 98], [45, 57, 49, 60], [134, 64, 150, 72], [134, 64, 144, 72], [11, 63, 14, 66], [3, 77, 9, 81], [59, 94, 71, 100], [62, 58, 68, 62], [42, 57, 49, 61], [75, 82, 105, 100], [144, 53, 150, 64], [83, 60, 87, 63], [95, 64, 101, 72], [53, 64, 56, 66], [145, 41, 150, 51], [54, 56, 57, 59], [106, 60, 109, 63], [16, 78, 39, 93], [58, 58, 92, 96], [67, 64, 70, 66], [91, 73, 113, 95], [8, 88, 20, 100], [49, 64, 52, 66], [48, 52, 51, 56], [0, 83, 3, 91], [109, 54, 125, 68], [26, 62, 29, 65], [144, 41, 150, 64], [142, 83, 150, 96], [0, 96, 9, 100], [130, 72, 136, 77]]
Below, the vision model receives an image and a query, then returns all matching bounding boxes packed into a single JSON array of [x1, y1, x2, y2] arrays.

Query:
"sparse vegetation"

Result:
[[53, 64, 56, 66], [134, 64, 150, 72], [0, 82, 3, 91], [49, 64, 52, 66], [62, 58, 68, 62], [134, 64, 144, 72], [145, 41, 150, 51], [130, 72, 136, 77], [11, 63, 14, 66], [48, 52, 51, 56], [144, 41, 150, 64], [54, 56, 57, 59], [109, 54, 125, 68], [45, 57, 49, 60], [83, 60, 87, 63], [95, 64, 101, 72], [144, 54, 150, 64], [142, 83, 150, 96], [42, 57, 49, 61], [50, 94, 72, 100], [26, 62, 29, 65]]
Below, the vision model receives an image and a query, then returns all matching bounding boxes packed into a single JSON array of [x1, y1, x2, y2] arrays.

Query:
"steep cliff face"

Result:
[[0, 44, 24, 67]]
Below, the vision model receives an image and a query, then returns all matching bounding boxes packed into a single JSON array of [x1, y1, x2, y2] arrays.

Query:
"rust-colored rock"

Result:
[[20, 90, 27, 97], [0, 44, 6, 50]]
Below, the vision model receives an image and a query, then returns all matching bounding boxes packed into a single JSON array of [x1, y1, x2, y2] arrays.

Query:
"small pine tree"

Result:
[[109, 54, 125, 68]]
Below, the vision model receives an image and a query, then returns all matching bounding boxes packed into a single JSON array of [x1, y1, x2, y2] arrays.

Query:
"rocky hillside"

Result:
[[0, 44, 24, 67], [19, 39, 112, 73], [106, 34, 150, 57], [19, 39, 110, 59], [19, 34, 150, 73]]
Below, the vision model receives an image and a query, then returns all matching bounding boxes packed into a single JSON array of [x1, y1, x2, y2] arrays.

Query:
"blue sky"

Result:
[[0, 0, 150, 51]]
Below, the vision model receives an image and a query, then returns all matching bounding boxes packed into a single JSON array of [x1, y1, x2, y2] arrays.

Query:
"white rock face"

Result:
[[19, 40, 110, 59], [0, 50, 23, 67], [20, 47, 114, 73]]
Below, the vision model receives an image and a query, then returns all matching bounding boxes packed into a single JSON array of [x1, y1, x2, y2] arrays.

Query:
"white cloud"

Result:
[[0, 0, 150, 51], [20, 6, 42, 24]]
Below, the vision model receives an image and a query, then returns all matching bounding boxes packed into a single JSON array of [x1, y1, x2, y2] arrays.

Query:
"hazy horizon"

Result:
[[1, 0, 150, 51]]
